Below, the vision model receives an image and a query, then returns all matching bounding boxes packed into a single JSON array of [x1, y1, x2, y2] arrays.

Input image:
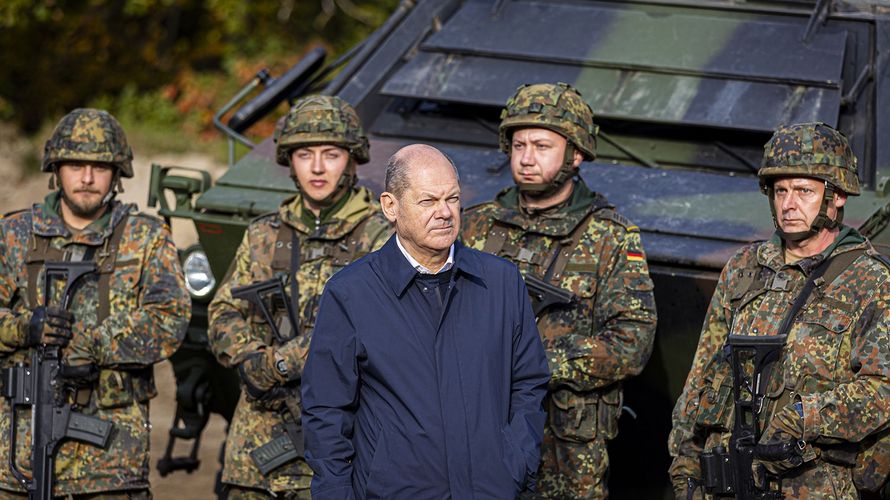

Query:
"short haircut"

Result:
[[384, 144, 459, 198]]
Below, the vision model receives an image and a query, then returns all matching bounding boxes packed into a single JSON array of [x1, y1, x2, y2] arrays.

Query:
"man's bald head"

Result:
[[384, 144, 459, 199]]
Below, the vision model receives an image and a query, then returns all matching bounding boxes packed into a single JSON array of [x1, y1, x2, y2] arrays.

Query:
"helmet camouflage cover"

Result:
[[759, 122, 860, 196], [274, 95, 370, 166], [498, 82, 597, 160], [43, 108, 134, 177]]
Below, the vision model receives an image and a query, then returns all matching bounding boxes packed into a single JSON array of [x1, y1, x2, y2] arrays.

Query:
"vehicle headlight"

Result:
[[182, 247, 216, 298]]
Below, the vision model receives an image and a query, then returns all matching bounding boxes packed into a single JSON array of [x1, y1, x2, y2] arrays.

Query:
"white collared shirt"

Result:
[[396, 236, 454, 274]]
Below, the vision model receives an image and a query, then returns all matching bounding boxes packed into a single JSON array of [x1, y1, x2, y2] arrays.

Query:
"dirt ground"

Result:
[[0, 124, 231, 499]]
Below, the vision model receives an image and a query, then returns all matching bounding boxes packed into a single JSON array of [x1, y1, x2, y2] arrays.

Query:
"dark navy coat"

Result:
[[302, 236, 550, 499]]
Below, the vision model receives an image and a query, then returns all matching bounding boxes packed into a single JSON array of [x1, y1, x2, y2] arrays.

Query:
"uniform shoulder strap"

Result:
[[335, 215, 374, 266], [25, 208, 65, 309], [95, 213, 131, 322], [543, 194, 615, 283], [819, 249, 865, 288]]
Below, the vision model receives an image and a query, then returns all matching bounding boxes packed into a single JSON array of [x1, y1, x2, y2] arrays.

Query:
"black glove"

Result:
[[237, 350, 287, 401], [59, 362, 99, 388], [26, 306, 74, 347], [752, 434, 808, 488]]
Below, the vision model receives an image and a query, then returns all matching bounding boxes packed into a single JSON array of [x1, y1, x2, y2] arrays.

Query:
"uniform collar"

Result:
[[280, 186, 377, 239], [378, 236, 484, 297], [759, 225, 866, 274], [32, 190, 133, 245], [490, 179, 610, 236]]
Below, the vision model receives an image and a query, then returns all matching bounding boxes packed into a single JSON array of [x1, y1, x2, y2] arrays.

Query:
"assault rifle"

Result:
[[699, 334, 787, 499], [2, 261, 113, 500], [231, 276, 303, 475], [525, 274, 577, 317]]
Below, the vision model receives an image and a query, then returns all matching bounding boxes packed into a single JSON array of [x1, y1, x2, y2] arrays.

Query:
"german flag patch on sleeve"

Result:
[[627, 251, 644, 263]]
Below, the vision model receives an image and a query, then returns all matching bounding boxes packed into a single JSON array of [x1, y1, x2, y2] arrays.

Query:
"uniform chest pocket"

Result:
[[791, 303, 853, 375], [797, 306, 853, 333]]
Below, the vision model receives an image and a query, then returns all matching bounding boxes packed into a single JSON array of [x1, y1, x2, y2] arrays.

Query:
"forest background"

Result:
[[1, 0, 399, 169]]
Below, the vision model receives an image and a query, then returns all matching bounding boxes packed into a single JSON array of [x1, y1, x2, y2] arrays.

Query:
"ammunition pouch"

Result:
[[549, 385, 621, 442], [96, 367, 156, 409], [249, 388, 304, 476], [694, 368, 734, 431]]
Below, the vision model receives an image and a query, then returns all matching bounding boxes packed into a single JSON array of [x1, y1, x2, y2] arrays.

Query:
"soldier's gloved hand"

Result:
[[24, 306, 74, 347], [238, 349, 289, 401], [751, 431, 814, 488]]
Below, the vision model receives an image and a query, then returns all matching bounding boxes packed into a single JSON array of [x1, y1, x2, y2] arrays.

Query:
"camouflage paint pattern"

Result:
[[274, 95, 370, 166], [759, 122, 860, 196], [462, 179, 657, 498], [0, 194, 190, 495], [207, 187, 391, 494], [668, 229, 890, 498], [42, 108, 134, 177], [499, 83, 598, 160]]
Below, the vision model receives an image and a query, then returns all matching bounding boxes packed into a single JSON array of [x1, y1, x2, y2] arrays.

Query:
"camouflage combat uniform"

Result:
[[463, 82, 656, 498], [0, 192, 190, 496], [207, 95, 391, 498], [669, 123, 890, 498], [668, 229, 890, 498], [0, 108, 189, 497], [463, 181, 657, 498]]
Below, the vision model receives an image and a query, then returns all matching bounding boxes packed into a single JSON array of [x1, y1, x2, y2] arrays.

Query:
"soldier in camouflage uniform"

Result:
[[207, 95, 391, 499], [462, 82, 657, 498], [0, 108, 190, 497], [668, 122, 890, 498]]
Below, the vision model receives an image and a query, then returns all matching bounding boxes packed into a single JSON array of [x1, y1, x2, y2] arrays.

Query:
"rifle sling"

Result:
[[25, 213, 130, 323], [289, 227, 301, 336], [751, 249, 863, 408], [775, 248, 863, 339]]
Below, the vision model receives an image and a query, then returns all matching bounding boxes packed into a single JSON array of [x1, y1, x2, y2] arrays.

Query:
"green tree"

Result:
[[0, 0, 398, 132]]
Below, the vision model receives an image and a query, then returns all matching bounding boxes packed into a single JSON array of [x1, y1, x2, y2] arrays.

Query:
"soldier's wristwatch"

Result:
[[274, 352, 288, 377]]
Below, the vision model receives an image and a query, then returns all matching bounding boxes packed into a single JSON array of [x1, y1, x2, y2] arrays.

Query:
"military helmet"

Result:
[[758, 122, 860, 196], [498, 82, 597, 160], [42, 108, 134, 178], [274, 95, 370, 167]]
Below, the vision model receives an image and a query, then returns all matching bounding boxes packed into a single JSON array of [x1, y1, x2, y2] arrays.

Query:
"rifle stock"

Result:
[[699, 334, 786, 499], [524, 274, 577, 317]]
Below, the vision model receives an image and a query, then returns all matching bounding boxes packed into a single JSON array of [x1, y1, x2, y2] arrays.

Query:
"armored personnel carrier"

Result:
[[150, 1, 890, 496]]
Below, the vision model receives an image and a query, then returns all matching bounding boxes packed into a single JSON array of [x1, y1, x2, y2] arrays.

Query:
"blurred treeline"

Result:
[[0, 0, 399, 154]]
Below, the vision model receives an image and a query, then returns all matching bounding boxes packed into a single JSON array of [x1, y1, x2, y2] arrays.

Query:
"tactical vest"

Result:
[[481, 195, 622, 443], [264, 214, 374, 343], [24, 212, 156, 408], [26, 214, 128, 319], [727, 245, 890, 491], [481, 195, 612, 288]]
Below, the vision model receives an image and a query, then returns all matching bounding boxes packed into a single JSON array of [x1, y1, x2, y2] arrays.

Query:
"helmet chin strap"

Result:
[[768, 181, 842, 242], [518, 142, 578, 198]]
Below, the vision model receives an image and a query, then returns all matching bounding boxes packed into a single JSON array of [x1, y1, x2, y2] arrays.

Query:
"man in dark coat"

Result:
[[302, 144, 551, 499]]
